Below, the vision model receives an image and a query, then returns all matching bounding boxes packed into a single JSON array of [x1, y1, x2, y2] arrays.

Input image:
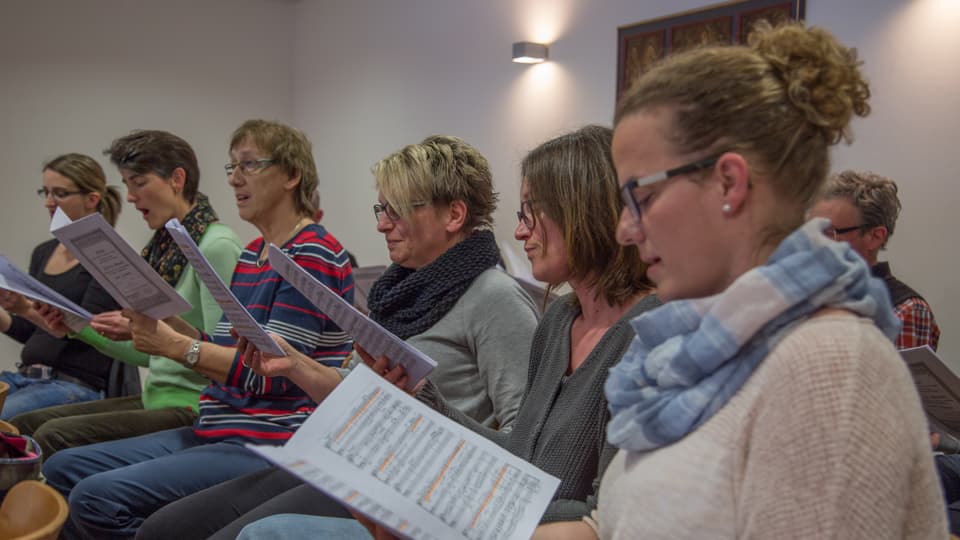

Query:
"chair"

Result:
[[0, 381, 8, 413], [0, 480, 68, 540], [0, 422, 17, 435]]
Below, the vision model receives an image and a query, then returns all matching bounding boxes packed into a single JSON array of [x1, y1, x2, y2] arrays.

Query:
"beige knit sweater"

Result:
[[595, 312, 947, 539]]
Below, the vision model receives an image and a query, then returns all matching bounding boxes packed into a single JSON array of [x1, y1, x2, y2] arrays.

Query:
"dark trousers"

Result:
[[936, 454, 960, 535], [135, 466, 350, 540], [9, 395, 197, 458], [44, 427, 272, 540]]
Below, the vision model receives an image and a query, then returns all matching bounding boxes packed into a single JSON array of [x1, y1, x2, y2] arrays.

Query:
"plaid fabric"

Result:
[[895, 297, 941, 351], [605, 218, 900, 452]]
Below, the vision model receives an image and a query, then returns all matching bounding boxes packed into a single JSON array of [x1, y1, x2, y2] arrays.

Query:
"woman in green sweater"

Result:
[[10, 130, 242, 458]]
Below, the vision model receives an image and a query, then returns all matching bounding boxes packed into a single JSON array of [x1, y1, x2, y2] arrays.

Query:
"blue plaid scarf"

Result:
[[605, 218, 901, 452]]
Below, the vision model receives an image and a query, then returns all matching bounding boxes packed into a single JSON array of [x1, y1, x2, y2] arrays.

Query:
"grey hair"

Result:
[[819, 170, 901, 248]]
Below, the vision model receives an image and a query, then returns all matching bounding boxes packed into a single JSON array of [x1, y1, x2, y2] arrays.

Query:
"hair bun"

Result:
[[751, 23, 870, 144]]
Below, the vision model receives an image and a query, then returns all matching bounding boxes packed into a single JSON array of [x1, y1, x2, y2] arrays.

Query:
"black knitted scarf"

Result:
[[368, 230, 501, 339], [141, 193, 219, 287]]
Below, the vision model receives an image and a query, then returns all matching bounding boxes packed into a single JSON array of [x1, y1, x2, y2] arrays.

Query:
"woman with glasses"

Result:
[[554, 23, 943, 538], [0, 153, 124, 419], [9, 131, 243, 459], [230, 125, 659, 540], [133, 134, 540, 540], [41, 119, 356, 539]]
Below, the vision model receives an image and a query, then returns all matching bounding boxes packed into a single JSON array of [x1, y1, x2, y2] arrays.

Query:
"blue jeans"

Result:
[[0, 371, 102, 420], [43, 427, 272, 540], [238, 515, 370, 540]]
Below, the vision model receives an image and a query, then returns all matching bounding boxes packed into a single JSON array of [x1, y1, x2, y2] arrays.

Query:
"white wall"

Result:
[[0, 0, 297, 370], [292, 0, 960, 365], [1, 0, 957, 372]]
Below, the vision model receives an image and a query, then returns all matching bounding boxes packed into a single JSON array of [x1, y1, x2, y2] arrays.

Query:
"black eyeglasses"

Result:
[[373, 201, 427, 223], [620, 155, 720, 220], [516, 200, 538, 231], [826, 224, 864, 239], [37, 188, 85, 200], [224, 159, 276, 177]]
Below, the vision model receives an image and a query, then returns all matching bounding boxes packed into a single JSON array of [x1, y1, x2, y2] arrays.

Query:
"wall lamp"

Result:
[[512, 41, 548, 64]]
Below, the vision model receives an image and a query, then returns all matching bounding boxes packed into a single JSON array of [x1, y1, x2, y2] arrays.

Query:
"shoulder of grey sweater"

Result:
[[463, 268, 538, 312]]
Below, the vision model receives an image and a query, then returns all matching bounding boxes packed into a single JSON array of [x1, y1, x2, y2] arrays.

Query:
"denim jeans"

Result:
[[237, 515, 370, 540], [0, 371, 102, 420], [43, 427, 272, 540]]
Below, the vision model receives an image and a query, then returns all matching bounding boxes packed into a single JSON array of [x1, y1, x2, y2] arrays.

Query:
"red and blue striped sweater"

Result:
[[194, 224, 354, 444]]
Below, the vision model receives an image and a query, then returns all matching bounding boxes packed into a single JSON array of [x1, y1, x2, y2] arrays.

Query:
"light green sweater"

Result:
[[74, 223, 242, 411]]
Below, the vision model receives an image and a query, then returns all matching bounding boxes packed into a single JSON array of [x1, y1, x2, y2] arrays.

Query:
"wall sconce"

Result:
[[512, 41, 548, 64]]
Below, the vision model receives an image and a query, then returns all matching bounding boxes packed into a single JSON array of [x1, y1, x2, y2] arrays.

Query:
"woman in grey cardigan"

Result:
[[233, 125, 659, 540], [134, 135, 540, 540]]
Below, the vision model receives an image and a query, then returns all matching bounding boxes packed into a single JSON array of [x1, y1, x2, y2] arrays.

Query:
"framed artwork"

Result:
[[617, 0, 805, 100]]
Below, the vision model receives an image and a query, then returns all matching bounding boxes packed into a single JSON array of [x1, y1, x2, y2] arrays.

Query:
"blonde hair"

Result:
[[373, 135, 497, 231], [43, 153, 122, 226], [230, 119, 318, 219], [615, 23, 871, 243], [522, 125, 653, 307], [819, 170, 901, 249]]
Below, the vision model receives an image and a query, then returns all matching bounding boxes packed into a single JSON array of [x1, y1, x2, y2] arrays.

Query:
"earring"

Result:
[[721, 202, 732, 214]]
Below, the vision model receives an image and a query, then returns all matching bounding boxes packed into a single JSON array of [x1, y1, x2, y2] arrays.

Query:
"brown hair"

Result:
[[819, 170, 901, 249], [104, 130, 201, 204], [522, 125, 653, 307], [373, 135, 497, 231], [615, 23, 871, 243], [230, 119, 318, 219], [43, 153, 122, 226]]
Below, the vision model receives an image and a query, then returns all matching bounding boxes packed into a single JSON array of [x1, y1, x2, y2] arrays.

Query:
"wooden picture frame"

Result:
[[617, 0, 805, 101]]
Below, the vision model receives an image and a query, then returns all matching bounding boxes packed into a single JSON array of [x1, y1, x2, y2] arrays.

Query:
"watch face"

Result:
[[185, 340, 201, 367]]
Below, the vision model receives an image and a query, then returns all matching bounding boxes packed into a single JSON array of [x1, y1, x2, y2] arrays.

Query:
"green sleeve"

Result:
[[195, 230, 243, 333], [72, 326, 151, 367]]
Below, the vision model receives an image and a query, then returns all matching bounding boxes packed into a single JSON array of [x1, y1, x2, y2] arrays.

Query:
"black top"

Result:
[[872, 262, 924, 307], [3, 238, 119, 390]]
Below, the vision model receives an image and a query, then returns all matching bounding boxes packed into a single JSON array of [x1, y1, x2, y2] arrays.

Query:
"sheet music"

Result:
[[49, 207, 192, 320], [902, 346, 960, 437], [267, 245, 436, 390], [249, 364, 559, 540], [164, 219, 284, 356], [0, 254, 92, 332]]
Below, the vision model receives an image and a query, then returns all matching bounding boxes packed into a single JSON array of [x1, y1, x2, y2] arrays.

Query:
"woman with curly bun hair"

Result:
[[573, 22, 946, 539]]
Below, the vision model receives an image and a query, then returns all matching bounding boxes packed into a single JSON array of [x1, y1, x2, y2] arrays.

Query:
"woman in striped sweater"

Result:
[[42, 119, 355, 540]]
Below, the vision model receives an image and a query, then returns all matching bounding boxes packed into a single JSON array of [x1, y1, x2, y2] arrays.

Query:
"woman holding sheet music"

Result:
[[557, 22, 942, 539], [134, 134, 541, 540], [40, 119, 355, 539], [229, 126, 659, 540], [9, 131, 242, 458], [0, 153, 123, 419]]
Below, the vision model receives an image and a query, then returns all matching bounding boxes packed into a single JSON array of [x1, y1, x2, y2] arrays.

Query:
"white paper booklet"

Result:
[[0, 254, 92, 332], [267, 245, 436, 389], [902, 346, 960, 436], [49, 207, 192, 320], [248, 364, 560, 540], [164, 219, 285, 356]]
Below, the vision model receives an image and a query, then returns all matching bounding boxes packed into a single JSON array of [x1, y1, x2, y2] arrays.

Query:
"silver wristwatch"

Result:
[[184, 339, 201, 368]]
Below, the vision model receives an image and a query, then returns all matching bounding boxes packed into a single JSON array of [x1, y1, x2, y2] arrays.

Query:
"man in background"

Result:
[[809, 169, 940, 350]]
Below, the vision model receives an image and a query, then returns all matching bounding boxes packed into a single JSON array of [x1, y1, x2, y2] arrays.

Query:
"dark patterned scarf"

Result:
[[141, 193, 219, 286], [368, 230, 501, 339]]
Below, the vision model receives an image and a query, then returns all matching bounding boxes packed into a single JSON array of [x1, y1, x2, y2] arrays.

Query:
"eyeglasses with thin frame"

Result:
[[826, 224, 864, 239], [37, 188, 85, 200], [224, 159, 277, 177], [620, 155, 720, 221], [373, 200, 427, 223], [516, 200, 538, 231]]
